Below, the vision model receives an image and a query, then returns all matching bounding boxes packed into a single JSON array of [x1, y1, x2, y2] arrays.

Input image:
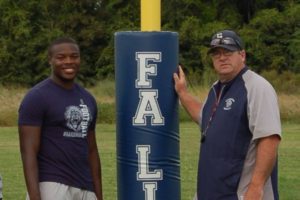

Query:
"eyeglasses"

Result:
[[210, 37, 242, 49], [209, 49, 235, 59]]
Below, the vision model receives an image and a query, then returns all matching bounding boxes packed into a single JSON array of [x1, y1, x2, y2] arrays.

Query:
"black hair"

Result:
[[48, 37, 79, 58]]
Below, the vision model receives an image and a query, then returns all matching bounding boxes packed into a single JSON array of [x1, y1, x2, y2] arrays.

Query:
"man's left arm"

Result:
[[87, 130, 103, 200], [244, 134, 281, 200]]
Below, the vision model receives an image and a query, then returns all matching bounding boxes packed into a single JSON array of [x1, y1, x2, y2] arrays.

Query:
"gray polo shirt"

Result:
[[197, 67, 281, 200]]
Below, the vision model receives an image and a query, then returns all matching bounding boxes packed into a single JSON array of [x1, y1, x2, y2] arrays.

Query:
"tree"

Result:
[[0, 0, 107, 85], [0, 0, 299, 85]]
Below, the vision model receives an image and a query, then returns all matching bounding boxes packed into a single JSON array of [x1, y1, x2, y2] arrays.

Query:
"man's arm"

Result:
[[18, 125, 42, 200], [87, 130, 103, 200], [173, 65, 202, 123], [244, 134, 281, 200]]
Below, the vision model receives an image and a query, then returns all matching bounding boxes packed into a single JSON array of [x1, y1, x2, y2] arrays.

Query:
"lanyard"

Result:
[[201, 84, 225, 143]]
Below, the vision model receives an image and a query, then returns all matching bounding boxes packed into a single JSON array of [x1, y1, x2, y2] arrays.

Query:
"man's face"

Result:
[[210, 48, 246, 82], [49, 43, 80, 82]]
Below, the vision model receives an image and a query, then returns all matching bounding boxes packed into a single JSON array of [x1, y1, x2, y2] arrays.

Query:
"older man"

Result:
[[174, 30, 281, 200]]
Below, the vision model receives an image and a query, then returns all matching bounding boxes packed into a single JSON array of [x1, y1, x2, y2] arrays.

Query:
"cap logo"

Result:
[[216, 33, 223, 39]]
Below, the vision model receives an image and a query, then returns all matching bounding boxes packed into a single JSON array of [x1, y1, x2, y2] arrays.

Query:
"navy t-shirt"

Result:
[[18, 78, 98, 192]]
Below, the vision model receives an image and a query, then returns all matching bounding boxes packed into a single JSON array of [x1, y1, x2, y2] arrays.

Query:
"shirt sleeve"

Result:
[[18, 89, 46, 126], [88, 95, 98, 131], [246, 73, 282, 140]]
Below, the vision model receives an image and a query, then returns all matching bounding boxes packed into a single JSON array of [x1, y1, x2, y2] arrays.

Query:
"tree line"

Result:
[[0, 0, 299, 86]]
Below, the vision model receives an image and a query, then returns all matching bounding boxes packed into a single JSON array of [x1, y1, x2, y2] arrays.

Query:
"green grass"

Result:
[[0, 122, 299, 199], [2, 82, 300, 126]]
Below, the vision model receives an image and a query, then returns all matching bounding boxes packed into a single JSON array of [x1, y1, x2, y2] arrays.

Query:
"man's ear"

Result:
[[48, 57, 52, 66], [241, 50, 246, 63]]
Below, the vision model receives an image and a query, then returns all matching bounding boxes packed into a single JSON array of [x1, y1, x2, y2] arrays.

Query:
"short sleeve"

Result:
[[88, 95, 98, 131], [245, 73, 281, 140], [18, 89, 47, 126]]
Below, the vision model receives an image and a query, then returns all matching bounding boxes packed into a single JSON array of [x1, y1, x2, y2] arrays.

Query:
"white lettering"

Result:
[[79, 99, 90, 137], [136, 145, 163, 180], [135, 52, 161, 88], [134, 52, 164, 199], [133, 90, 164, 126], [143, 182, 157, 200]]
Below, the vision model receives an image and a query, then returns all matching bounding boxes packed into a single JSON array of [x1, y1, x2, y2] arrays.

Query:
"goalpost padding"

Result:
[[115, 31, 180, 200]]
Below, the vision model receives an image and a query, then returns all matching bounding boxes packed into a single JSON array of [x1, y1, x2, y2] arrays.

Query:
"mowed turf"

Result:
[[0, 122, 299, 200]]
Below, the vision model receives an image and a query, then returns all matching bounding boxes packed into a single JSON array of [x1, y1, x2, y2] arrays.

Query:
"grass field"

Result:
[[1, 82, 300, 126], [0, 122, 299, 200]]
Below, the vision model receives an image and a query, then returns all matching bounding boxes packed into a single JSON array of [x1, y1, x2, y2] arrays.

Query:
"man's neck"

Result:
[[219, 65, 245, 83], [50, 76, 75, 90]]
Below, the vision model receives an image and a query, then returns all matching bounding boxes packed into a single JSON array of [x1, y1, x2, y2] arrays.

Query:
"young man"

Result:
[[174, 30, 281, 200], [18, 38, 103, 200]]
